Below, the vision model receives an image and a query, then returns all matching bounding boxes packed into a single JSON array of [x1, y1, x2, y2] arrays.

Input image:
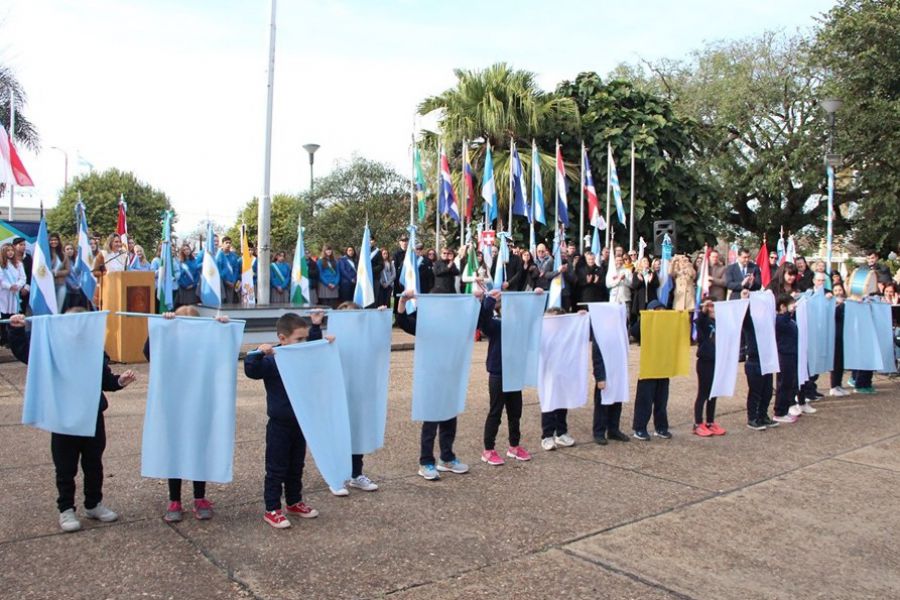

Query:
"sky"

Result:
[[2, 0, 836, 235]]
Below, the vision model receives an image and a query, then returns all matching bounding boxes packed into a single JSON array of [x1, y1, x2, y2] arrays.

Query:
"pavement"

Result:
[[0, 336, 899, 599]]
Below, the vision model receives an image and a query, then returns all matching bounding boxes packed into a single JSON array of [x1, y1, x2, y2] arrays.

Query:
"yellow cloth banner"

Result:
[[638, 310, 691, 379]]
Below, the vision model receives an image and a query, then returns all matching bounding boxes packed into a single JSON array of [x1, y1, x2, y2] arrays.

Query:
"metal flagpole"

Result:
[[554, 140, 559, 231], [629, 141, 635, 253], [579, 142, 585, 254], [826, 165, 834, 276], [605, 142, 611, 248], [256, 0, 277, 305], [8, 91, 15, 221], [460, 139, 466, 249], [508, 138, 514, 239], [409, 132, 416, 226], [435, 140, 441, 253]]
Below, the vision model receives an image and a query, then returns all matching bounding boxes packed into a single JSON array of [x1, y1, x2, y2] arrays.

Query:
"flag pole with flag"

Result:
[[510, 140, 528, 234], [438, 143, 460, 224], [29, 209, 58, 315], [0, 120, 34, 188], [657, 233, 674, 306], [290, 215, 310, 305], [239, 222, 256, 306], [530, 140, 545, 254], [157, 211, 174, 313], [693, 244, 711, 340], [353, 224, 375, 307], [463, 139, 475, 247], [583, 143, 605, 255], [414, 143, 428, 223], [608, 143, 626, 229], [756, 235, 771, 289], [117, 194, 128, 270], [481, 141, 498, 227], [74, 194, 97, 307], [200, 220, 222, 307], [398, 224, 420, 313], [555, 140, 569, 228]]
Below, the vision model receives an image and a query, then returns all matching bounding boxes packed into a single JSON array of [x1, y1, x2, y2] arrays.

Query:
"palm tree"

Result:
[[0, 65, 39, 150]]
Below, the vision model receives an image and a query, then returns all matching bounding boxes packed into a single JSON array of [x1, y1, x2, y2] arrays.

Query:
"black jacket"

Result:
[[505, 253, 525, 291], [579, 264, 607, 303], [431, 260, 459, 293], [477, 296, 502, 376], [775, 313, 797, 356], [397, 311, 417, 335], [695, 312, 715, 361], [418, 257, 434, 293], [725, 262, 762, 299], [591, 338, 607, 382]]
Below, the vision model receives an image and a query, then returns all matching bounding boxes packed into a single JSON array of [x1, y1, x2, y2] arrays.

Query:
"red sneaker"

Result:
[[693, 423, 714, 437], [506, 446, 532, 461], [193, 498, 214, 520], [706, 422, 727, 436], [284, 502, 319, 519], [481, 449, 505, 466], [263, 509, 291, 529]]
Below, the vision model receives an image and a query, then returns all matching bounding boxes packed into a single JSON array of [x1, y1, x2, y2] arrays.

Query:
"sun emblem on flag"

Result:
[[37, 265, 48, 278], [204, 264, 215, 279]]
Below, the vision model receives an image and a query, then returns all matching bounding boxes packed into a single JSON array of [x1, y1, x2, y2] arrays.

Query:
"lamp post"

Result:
[[822, 98, 842, 279], [303, 143, 320, 221], [49, 146, 69, 192]]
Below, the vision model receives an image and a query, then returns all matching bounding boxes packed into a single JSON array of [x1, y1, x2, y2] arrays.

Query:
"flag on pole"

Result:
[[776, 230, 786, 265], [531, 141, 545, 225], [463, 242, 480, 294], [510, 142, 528, 218], [353, 224, 375, 307], [74, 197, 97, 306], [0, 122, 34, 186], [657, 233, 674, 306], [414, 145, 428, 222], [481, 142, 498, 223], [117, 195, 128, 265], [547, 227, 565, 308], [239, 223, 255, 305], [290, 216, 310, 305], [200, 221, 222, 307], [608, 145, 626, 224], [555, 143, 569, 226], [693, 245, 711, 339], [756, 239, 771, 289], [398, 225, 420, 313], [785, 235, 796, 264], [157, 211, 174, 313], [463, 144, 475, 221], [583, 146, 605, 230], [495, 231, 510, 287], [29, 215, 58, 315], [438, 145, 460, 222], [590, 226, 601, 256], [637, 236, 648, 264]]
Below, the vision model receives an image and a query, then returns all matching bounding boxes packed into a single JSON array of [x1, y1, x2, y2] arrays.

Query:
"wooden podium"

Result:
[[100, 271, 155, 363]]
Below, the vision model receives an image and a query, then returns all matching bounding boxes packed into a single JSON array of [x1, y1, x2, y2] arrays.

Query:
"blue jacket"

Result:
[[591, 337, 607, 382], [775, 312, 798, 356], [695, 312, 715, 361], [270, 262, 290, 291], [477, 296, 502, 376], [244, 324, 322, 424], [178, 257, 201, 289], [318, 258, 340, 287], [742, 313, 760, 363], [216, 250, 241, 284]]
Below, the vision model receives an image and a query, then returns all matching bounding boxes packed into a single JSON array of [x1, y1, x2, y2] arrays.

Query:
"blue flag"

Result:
[[411, 295, 480, 421], [74, 200, 97, 305], [531, 141, 545, 225], [872, 301, 896, 374], [157, 211, 174, 313], [141, 318, 245, 483], [590, 226, 601, 256], [398, 225, 420, 313], [805, 291, 835, 375], [608, 145, 626, 225], [657, 234, 674, 306], [200, 221, 222, 307], [22, 311, 109, 436], [353, 225, 375, 307], [843, 300, 885, 371], [481, 143, 498, 223], [500, 292, 547, 391], [29, 216, 58, 316], [510, 142, 529, 218], [274, 340, 352, 490], [327, 310, 392, 454]]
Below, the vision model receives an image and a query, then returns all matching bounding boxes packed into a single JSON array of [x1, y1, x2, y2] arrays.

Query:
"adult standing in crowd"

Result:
[[377, 248, 395, 308], [520, 249, 540, 291], [63, 242, 89, 311], [534, 243, 554, 290], [369, 234, 385, 297], [670, 254, 696, 312], [631, 256, 659, 318], [795, 256, 814, 292], [767, 263, 800, 297], [391, 235, 408, 313], [725, 247, 761, 299], [338, 246, 358, 302], [706, 250, 727, 301], [432, 247, 464, 293], [48, 233, 70, 311], [606, 254, 632, 313], [579, 251, 606, 303], [417, 243, 434, 294], [317, 245, 340, 308]]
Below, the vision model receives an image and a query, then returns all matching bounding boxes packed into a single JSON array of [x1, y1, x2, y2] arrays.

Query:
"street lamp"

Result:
[[48, 146, 69, 192], [822, 98, 842, 280], [303, 143, 320, 220]]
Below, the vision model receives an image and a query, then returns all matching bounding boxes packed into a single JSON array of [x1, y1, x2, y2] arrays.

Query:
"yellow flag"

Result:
[[240, 224, 256, 305], [638, 310, 691, 379]]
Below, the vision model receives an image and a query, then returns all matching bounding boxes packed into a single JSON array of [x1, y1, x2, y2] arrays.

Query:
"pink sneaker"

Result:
[[506, 446, 532, 461], [480, 449, 505, 466]]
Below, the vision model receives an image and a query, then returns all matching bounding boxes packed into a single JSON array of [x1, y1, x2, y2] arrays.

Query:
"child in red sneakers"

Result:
[[245, 311, 329, 529], [693, 301, 726, 437]]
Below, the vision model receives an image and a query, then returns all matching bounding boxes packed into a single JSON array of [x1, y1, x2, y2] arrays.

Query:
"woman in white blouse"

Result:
[[93, 233, 128, 278], [605, 254, 633, 310], [0, 243, 26, 346]]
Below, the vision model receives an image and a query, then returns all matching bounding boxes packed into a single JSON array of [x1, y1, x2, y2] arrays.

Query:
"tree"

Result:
[[814, 0, 900, 255], [48, 169, 174, 249], [226, 193, 308, 254], [0, 65, 39, 150]]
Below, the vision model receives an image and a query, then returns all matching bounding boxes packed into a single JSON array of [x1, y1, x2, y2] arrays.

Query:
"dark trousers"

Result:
[[853, 370, 873, 388], [775, 355, 799, 416], [0, 312, 11, 345], [632, 378, 669, 433], [221, 284, 239, 305], [831, 338, 844, 388], [264, 419, 306, 511], [484, 375, 523, 450], [694, 358, 717, 424], [168, 479, 206, 502], [352, 454, 364, 478], [800, 374, 818, 400], [419, 418, 457, 466], [541, 409, 568, 438], [745, 361, 773, 421], [51, 412, 106, 513], [376, 286, 392, 310], [592, 391, 623, 438]]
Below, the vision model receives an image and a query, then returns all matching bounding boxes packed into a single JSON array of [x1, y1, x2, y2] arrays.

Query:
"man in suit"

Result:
[[392, 235, 408, 316], [725, 247, 761, 299], [706, 250, 728, 301]]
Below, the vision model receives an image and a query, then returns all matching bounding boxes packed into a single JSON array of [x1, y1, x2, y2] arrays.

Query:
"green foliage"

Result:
[[47, 169, 174, 248], [0, 65, 39, 150]]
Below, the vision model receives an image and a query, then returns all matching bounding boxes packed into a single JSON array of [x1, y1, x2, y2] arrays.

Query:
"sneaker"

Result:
[[541, 437, 557, 451], [607, 430, 630, 442], [594, 435, 608, 445], [418, 464, 440, 480], [633, 430, 651, 441], [348, 475, 379, 492], [84, 504, 118, 523], [746, 419, 766, 431], [846, 377, 856, 388], [706, 422, 727, 436], [481, 449, 505, 466], [58, 508, 81, 533], [330, 486, 350, 497], [164, 501, 183, 523], [761, 415, 780, 428], [193, 498, 213, 520], [788, 404, 803, 417], [436, 459, 469, 474], [800, 403, 817, 414], [654, 430, 673, 439], [855, 387, 876, 395], [773, 414, 797, 424], [812, 390, 824, 398], [506, 446, 532, 461], [284, 502, 319, 518], [554, 433, 576, 447], [693, 423, 714, 437], [829, 386, 850, 397], [263, 509, 291, 529]]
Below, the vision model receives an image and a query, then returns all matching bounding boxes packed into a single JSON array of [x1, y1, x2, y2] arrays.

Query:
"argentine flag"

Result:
[[397, 225, 419, 314], [353, 225, 375, 307], [157, 211, 174, 313], [591, 226, 602, 256], [547, 228, 565, 309], [200, 221, 222, 307], [481, 143, 498, 223], [531, 141, 545, 225], [29, 216, 58, 315], [608, 145, 626, 225], [74, 200, 97, 305]]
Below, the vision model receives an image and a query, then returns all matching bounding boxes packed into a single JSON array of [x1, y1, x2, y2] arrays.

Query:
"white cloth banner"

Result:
[[749, 291, 780, 375], [796, 297, 810, 386], [538, 313, 590, 411], [587, 303, 630, 404], [709, 298, 749, 398]]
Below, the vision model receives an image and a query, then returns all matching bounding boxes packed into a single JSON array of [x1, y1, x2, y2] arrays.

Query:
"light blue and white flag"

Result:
[[843, 300, 884, 371], [481, 143, 498, 223], [588, 303, 630, 404], [871, 301, 896, 374], [29, 216, 58, 315], [327, 309, 392, 454], [398, 225, 420, 313], [494, 231, 510, 287], [806, 291, 835, 375], [141, 318, 244, 483], [200, 221, 222, 307], [547, 228, 565, 309], [531, 140, 545, 225], [275, 340, 352, 491], [156, 211, 174, 313], [709, 298, 750, 398], [608, 144, 626, 224], [353, 225, 375, 307], [500, 292, 546, 391], [22, 311, 109, 436], [657, 234, 674, 306], [411, 295, 479, 421], [538, 312, 590, 411], [590, 226, 601, 256], [74, 198, 97, 305], [749, 290, 780, 375]]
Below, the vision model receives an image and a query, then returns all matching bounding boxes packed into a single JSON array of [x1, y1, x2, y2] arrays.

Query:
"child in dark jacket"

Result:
[[244, 310, 329, 529], [773, 294, 815, 422], [693, 301, 726, 437], [630, 300, 672, 440], [9, 310, 136, 533], [743, 307, 777, 431], [591, 334, 629, 444]]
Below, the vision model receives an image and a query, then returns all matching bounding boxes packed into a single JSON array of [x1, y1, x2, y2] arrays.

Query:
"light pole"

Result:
[[303, 143, 320, 221], [49, 146, 69, 192], [822, 98, 842, 279]]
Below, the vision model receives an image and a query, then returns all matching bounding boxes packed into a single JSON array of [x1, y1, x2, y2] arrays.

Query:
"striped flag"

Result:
[[290, 216, 310, 305], [547, 227, 565, 308], [414, 145, 428, 222], [353, 224, 375, 307], [156, 211, 174, 313], [398, 225, 420, 313], [117, 195, 128, 266], [0, 122, 34, 186], [608, 144, 626, 225], [200, 221, 222, 307], [438, 145, 460, 222], [658, 234, 674, 306], [481, 142, 498, 223], [531, 140, 545, 225], [74, 197, 97, 306], [510, 142, 528, 218], [239, 223, 255, 305], [28, 216, 58, 315], [555, 142, 569, 226], [463, 144, 475, 221], [583, 145, 605, 229]]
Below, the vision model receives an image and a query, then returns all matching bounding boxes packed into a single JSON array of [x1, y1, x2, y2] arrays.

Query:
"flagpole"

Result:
[[460, 138, 466, 250], [8, 91, 15, 221], [409, 134, 416, 226], [629, 141, 635, 253], [435, 139, 441, 254], [579, 142, 585, 254], [257, 0, 277, 306], [554, 140, 559, 232], [508, 138, 514, 239], [605, 143, 611, 249]]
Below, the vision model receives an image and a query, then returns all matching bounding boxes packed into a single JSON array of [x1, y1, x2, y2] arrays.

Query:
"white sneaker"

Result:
[[800, 403, 817, 414], [58, 509, 81, 532], [348, 475, 379, 492], [84, 504, 118, 523], [330, 486, 350, 497], [773, 414, 798, 424], [788, 404, 803, 417], [830, 387, 849, 397], [554, 434, 575, 447], [541, 437, 557, 451]]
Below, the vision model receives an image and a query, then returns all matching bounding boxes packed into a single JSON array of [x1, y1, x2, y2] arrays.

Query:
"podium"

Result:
[[100, 271, 155, 363]]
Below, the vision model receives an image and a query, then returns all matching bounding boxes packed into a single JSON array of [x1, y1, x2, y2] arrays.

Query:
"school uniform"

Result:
[[630, 312, 670, 435], [478, 296, 523, 450], [10, 326, 123, 513], [774, 312, 800, 417], [317, 258, 340, 306], [216, 250, 241, 304], [0, 261, 25, 344], [175, 257, 201, 307], [743, 314, 774, 424], [337, 256, 357, 301], [591, 338, 626, 439], [694, 312, 717, 424], [270, 262, 291, 304], [244, 324, 323, 511]]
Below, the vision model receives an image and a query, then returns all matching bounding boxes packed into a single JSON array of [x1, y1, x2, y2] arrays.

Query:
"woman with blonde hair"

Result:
[[93, 234, 128, 276], [670, 254, 697, 312], [129, 245, 153, 271], [0, 243, 26, 345], [49, 232, 70, 310]]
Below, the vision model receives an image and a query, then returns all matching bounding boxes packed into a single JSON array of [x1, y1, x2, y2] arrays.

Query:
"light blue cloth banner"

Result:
[[806, 291, 835, 376], [871, 301, 896, 374], [327, 309, 392, 454], [843, 300, 883, 371], [500, 291, 547, 391], [22, 311, 109, 436], [412, 294, 480, 421], [275, 340, 352, 490], [141, 318, 245, 484]]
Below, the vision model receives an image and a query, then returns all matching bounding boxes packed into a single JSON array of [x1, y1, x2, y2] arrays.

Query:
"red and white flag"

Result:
[[0, 123, 34, 186], [117, 194, 128, 261]]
